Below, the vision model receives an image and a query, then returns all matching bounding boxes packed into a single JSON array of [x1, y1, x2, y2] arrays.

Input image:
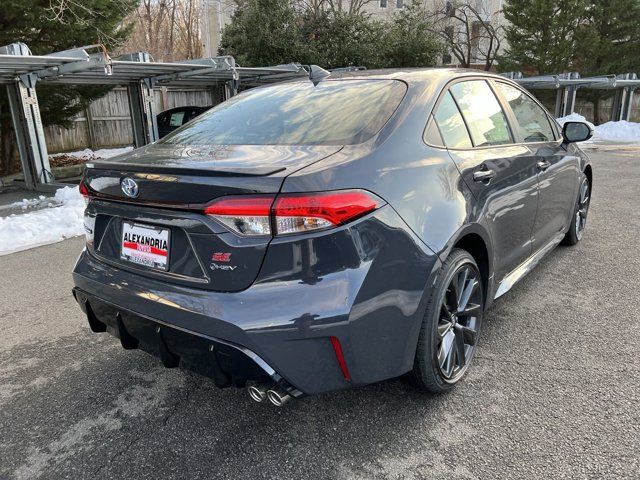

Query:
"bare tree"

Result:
[[428, 0, 505, 70], [119, 0, 203, 61], [296, 0, 329, 17], [175, 0, 203, 59], [325, 0, 376, 16], [46, 0, 136, 48]]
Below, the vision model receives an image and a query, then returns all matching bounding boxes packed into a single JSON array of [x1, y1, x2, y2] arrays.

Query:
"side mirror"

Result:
[[562, 121, 593, 143]]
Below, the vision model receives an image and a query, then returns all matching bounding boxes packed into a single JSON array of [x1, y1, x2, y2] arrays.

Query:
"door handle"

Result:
[[473, 169, 496, 182], [537, 160, 551, 171]]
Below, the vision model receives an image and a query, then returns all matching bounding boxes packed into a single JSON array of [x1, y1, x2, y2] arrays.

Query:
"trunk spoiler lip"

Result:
[[85, 162, 286, 177], [84, 191, 234, 212]]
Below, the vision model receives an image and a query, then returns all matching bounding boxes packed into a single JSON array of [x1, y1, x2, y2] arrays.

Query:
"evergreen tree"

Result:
[[498, 0, 589, 74], [297, 10, 386, 69], [220, 1, 442, 70], [573, 0, 640, 123], [0, 0, 137, 174], [573, 0, 640, 75], [379, 3, 442, 68], [219, 0, 303, 67]]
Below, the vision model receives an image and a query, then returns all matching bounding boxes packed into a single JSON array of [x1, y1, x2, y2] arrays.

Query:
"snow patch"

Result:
[[556, 114, 640, 143], [0, 186, 86, 256], [50, 146, 133, 160], [4, 195, 48, 211]]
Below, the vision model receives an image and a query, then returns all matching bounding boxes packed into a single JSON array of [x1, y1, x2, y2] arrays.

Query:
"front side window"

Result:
[[433, 92, 472, 149], [161, 79, 406, 146], [169, 111, 186, 127], [496, 82, 555, 142], [449, 80, 513, 147]]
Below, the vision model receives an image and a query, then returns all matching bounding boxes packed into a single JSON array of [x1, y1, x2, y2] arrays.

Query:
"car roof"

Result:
[[307, 67, 510, 85]]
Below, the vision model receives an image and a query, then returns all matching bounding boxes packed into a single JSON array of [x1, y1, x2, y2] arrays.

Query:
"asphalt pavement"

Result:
[[1, 146, 638, 479]]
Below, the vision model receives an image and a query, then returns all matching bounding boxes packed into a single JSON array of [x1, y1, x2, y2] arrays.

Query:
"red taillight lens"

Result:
[[273, 190, 381, 235], [78, 178, 90, 206], [204, 195, 275, 236], [204, 190, 381, 237]]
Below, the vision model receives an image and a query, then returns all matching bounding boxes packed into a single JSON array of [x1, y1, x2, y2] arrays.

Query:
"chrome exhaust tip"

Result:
[[248, 384, 269, 403], [266, 388, 291, 407]]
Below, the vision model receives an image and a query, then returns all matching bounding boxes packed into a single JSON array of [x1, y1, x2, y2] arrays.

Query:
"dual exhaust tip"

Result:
[[248, 384, 291, 406]]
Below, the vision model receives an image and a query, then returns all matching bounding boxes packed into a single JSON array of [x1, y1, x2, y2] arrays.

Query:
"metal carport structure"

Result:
[[502, 71, 640, 120], [0, 42, 308, 191]]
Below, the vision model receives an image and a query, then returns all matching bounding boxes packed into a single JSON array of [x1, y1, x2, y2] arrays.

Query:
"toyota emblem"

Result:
[[121, 177, 139, 198]]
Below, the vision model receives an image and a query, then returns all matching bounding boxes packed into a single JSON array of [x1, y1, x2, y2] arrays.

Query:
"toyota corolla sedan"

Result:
[[72, 69, 593, 406]]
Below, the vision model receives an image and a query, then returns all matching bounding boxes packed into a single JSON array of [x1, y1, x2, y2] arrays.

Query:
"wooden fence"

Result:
[[44, 87, 218, 153]]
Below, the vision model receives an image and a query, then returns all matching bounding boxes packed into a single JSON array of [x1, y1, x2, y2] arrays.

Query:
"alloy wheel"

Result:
[[436, 265, 482, 383], [575, 178, 590, 240]]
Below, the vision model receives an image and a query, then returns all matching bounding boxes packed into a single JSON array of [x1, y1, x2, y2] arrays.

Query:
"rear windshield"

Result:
[[160, 79, 407, 146]]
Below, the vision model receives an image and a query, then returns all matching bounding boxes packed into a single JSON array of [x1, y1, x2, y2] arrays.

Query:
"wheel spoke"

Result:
[[581, 180, 590, 202], [460, 302, 482, 317], [456, 268, 469, 305], [438, 321, 452, 337], [445, 287, 457, 313], [458, 278, 479, 312], [438, 330, 455, 376], [455, 323, 478, 346], [453, 326, 466, 367], [443, 346, 455, 378]]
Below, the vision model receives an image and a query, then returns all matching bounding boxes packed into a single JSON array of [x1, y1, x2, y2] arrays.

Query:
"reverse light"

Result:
[[204, 195, 274, 236], [204, 190, 381, 237]]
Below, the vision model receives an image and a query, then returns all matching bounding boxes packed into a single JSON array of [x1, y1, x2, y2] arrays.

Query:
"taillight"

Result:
[[204, 190, 381, 237], [78, 178, 91, 206], [273, 190, 381, 235], [204, 195, 275, 236]]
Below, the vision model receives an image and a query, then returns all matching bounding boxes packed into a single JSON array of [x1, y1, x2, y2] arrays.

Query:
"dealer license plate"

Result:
[[120, 222, 170, 271]]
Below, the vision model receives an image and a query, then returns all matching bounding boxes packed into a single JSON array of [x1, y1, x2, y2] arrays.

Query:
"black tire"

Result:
[[412, 248, 484, 393], [562, 174, 590, 246]]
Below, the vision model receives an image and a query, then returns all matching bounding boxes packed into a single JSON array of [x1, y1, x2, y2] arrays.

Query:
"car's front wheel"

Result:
[[412, 249, 484, 393], [563, 174, 591, 246]]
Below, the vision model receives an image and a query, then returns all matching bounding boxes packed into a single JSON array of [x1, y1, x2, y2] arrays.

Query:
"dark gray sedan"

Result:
[[73, 69, 593, 406]]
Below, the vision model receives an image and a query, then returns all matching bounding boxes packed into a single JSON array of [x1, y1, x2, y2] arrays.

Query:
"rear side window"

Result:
[[424, 116, 445, 147], [496, 82, 555, 142], [450, 80, 513, 147], [160, 80, 407, 146], [157, 112, 170, 128], [433, 92, 472, 148]]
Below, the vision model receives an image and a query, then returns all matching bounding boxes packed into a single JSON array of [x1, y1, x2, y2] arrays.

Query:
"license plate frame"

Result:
[[120, 221, 171, 271]]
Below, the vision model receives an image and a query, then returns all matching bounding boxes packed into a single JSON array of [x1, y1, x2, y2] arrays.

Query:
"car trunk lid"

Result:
[[83, 144, 341, 291], [86, 143, 342, 204]]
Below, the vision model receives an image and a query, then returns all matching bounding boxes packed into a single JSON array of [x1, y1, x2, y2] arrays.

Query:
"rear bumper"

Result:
[[72, 287, 302, 397], [72, 206, 439, 394]]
